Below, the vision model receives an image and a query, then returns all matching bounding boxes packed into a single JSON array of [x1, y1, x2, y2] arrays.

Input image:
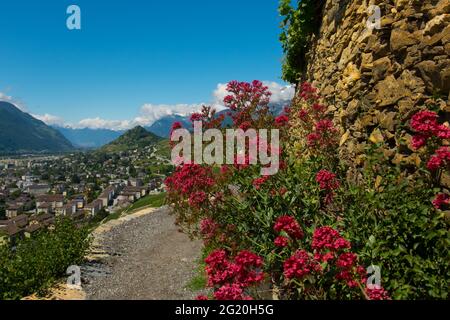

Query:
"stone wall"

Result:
[[305, 0, 450, 173]]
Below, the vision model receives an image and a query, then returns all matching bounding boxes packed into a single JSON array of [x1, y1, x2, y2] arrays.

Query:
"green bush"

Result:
[[279, 0, 325, 83], [166, 81, 450, 300], [0, 218, 91, 300]]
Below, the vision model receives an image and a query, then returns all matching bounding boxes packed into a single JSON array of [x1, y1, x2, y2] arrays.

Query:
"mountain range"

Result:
[[54, 127, 124, 149], [0, 100, 288, 154], [0, 101, 73, 154]]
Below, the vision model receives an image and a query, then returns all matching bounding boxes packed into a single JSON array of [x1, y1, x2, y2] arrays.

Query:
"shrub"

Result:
[[0, 218, 91, 300], [166, 81, 450, 300], [279, 0, 325, 83]]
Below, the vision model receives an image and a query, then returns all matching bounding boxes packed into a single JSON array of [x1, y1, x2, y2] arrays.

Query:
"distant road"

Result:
[[83, 206, 204, 300]]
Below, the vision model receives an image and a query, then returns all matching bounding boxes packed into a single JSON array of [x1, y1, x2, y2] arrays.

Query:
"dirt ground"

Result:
[[83, 206, 204, 300]]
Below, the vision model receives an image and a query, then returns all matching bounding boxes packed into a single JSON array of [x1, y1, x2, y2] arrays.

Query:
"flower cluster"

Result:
[[427, 146, 450, 171], [223, 80, 272, 128], [165, 164, 215, 195], [169, 121, 183, 147], [334, 252, 362, 288], [295, 82, 339, 153], [273, 215, 304, 240], [410, 110, 450, 149], [307, 119, 338, 149], [205, 249, 238, 287], [252, 175, 270, 190], [189, 105, 225, 130], [274, 236, 289, 248], [165, 164, 215, 210], [365, 286, 391, 300], [204, 249, 264, 300], [188, 191, 207, 208], [410, 110, 450, 210], [200, 218, 219, 242], [316, 170, 340, 191], [432, 193, 450, 210], [312, 226, 351, 252], [410, 110, 450, 152], [299, 82, 319, 101], [213, 284, 253, 300], [275, 114, 289, 127], [316, 170, 340, 204], [283, 249, 321, 279]]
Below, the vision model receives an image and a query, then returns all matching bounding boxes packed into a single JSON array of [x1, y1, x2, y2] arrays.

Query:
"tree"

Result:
[[71, 174, 81, 184]]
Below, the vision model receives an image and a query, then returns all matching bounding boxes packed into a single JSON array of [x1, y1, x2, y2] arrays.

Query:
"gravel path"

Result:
[[83, 206, 204, 300]]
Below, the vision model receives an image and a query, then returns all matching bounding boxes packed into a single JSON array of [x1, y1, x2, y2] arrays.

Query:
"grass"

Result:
[[127, 192, 166, 212], [87, 193, 166, 231], [186, 258, 208, 292]]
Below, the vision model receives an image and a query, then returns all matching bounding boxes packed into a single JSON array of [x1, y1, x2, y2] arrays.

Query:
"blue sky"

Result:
[[0, 1, 291, 129]]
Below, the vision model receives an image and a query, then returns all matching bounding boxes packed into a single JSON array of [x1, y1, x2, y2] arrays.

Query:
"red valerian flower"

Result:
[[170, 121, 182, 135], [200, 218, 219, 240], [234, 250, 263, 269], [312, 103, 326, 113], [283, 250, 321, 279], [279, 187, 288, 196], [273, 216, 304, 239], [315, 119, 335, 133], [436, 124, 450, 139], [233, 250, 265, 287], [316, 170, 340, 191], [432, 193, 450, 210], [205, 250, 239, 286], [275, 115, 289, 127], [312, 226, 351, 251], [196, 295, 209, 300], [307, 133, 321, 147], [314, 252, 335, 263], [336, 252, 357, 269], [252, 176, 269, 190], [223, 95, 234, 104], [298, 109, 308, 121], [427, 146, 450, 171], [411, 135, 428, 150], [189, 191, 207, 208], [213, 284, 253, 300], [299, 82, 318, 101], [274, 236, 289, 248], [165, 164, 215, 195], [410, 110, 450, 150], [410, 110, 439, 134], [223, 80, 271, 127], [190, 112, 203, 122], [169, 121, 184, 147], [238, 121, 252, 131], [366, 286, 391, 300], [205, 249, 264, 290]]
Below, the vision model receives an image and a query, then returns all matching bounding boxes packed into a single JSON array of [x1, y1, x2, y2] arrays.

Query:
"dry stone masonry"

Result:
[[305, 0, 449, 178]]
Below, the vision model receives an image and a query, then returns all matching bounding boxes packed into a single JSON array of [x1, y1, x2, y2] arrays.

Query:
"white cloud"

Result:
[[265, 82, 296, 104], [212, 81, 295, 106], [32, 113, 65, 126], [72, 118, 133, 131], [137, 103, 206, 124], [5, 81, 294, 131]]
